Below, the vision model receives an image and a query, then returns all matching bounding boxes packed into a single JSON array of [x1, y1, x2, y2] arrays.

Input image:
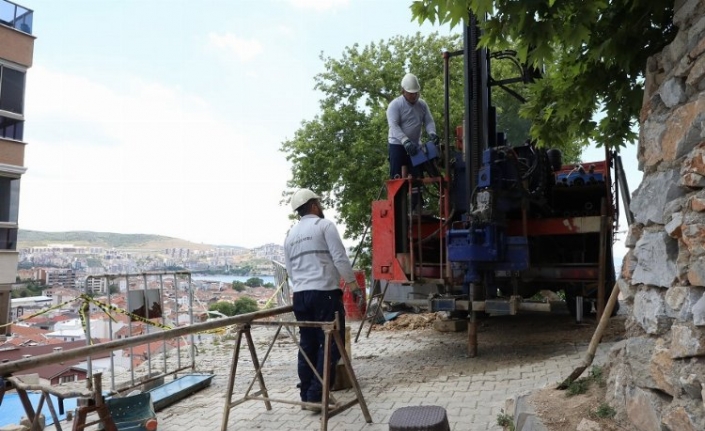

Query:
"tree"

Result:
[[231, 265, 253, 276], [164, 265, 185, 271], [233, 297, 259, 315], [244, 277, 264, 287], [410, 0, 675, 149], [232, 280, 246, 292], [209, 301, 236, 317]]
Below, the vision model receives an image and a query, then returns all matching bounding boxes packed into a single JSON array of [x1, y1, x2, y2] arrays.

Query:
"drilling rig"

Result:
[[368, 14, 630, 356]]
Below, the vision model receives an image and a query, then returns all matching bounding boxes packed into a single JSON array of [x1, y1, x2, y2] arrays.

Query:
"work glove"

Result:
[[348, 281, 364, 308], [403, 139, 418, 156], [429, 133, 440, 145]]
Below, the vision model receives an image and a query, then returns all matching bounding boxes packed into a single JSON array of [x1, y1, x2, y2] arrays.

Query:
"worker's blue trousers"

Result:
[[292, 289, 346, 403], [389, 144, 423, 209]]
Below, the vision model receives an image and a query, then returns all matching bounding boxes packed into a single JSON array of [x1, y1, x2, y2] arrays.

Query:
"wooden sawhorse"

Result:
[[221, 315, 372, 431], [1, 373, 116, 431]]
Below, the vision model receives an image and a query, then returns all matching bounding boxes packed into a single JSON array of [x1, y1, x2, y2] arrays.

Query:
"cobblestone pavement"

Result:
[[155, 315, 615, 431]]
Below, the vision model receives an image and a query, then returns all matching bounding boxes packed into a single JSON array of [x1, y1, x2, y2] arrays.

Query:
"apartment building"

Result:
[[83, 275, 107, 294], [0, 1, 34, 339], [252, 243, 285, 262], [38, 268, 77, 288]]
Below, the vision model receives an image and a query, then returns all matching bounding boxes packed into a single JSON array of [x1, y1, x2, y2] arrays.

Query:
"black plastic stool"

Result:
[[389, 405, 450, 431]]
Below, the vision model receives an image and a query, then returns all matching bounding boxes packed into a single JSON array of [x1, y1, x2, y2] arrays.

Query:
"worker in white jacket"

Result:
[[284, 188, 361, 411]]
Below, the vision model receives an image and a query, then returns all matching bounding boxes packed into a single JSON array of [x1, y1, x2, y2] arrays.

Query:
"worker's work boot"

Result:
[[301, 403, 322, 413]]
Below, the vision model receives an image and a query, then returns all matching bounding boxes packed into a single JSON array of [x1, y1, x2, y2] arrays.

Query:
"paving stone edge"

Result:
[[509, 392, 549, 431]]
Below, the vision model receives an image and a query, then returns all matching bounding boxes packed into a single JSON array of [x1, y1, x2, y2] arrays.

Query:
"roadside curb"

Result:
[[506, 392, 549, 431]]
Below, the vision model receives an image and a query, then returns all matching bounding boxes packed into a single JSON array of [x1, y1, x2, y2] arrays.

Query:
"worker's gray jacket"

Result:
[[284, 214, 356, 293], [387, 95, 437, 145]]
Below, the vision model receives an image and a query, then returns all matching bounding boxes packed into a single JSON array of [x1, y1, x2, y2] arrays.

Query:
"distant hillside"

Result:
[[17, 230, 244, 251]]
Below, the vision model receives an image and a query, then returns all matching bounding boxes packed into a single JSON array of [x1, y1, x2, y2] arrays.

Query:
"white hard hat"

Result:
[[401, 73, 421, 93], [291, 188, 320, 211]]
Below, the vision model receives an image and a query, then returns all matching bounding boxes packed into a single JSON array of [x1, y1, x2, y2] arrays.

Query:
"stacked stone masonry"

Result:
[[612, 0, 705, 429]]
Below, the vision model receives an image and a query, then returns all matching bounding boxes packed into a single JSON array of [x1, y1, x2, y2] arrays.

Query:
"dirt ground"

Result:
[[529, 382, 634, 431], [372, 308, 633, 430], [375, 307, 626, 348]]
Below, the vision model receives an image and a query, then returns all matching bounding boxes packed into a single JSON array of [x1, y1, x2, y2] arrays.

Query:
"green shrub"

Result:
[[567, 378, 590, 396], [589, 365, 603, 382], [594, 403, 616, 419], [496, 409, 515, 431]]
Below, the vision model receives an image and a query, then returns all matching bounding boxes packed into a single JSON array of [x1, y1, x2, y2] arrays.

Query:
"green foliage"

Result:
[[209, 301, 237, 317], [244, 277, 264, 287], [567, 377, 590, 396], [232, 281, 246, 292], [589, 365, 604, 383], [109, 284, 120, 294], [263, 282, 275, 288], [233, 297, 259, 315], [410, 0, 676, 149], [567, 365, 605, 396], [496, 409, 515, 430], [17, 229, 235, 250], [11, 280, 45, 299], [18, 230, 172, 248], [593, 403, 616, 419], [86, 258, 104, 268], [230, 265, 253, 276], [164, 265, 186, 271]]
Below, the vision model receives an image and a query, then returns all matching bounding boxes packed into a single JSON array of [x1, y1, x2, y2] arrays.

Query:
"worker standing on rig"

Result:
[[387, 72, 439, 213], [284, 188, 361, 411]]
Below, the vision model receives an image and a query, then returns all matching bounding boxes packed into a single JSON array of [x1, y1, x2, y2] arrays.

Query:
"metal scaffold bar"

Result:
[[0, 306, 294, 376]]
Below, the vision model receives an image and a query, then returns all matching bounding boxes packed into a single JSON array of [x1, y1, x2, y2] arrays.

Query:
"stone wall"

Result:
[[607, 0, 705, 429]]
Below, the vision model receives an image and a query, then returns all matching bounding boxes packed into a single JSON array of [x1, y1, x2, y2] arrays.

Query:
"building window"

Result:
[[0, 66, 24, 114], [0, 227, 17, 250], [0, 115, 22, 140], [60, 375, 76, 384], [0, 174, 18, 250], [0, 63, 25, 140], [0, 175, 20, 223]]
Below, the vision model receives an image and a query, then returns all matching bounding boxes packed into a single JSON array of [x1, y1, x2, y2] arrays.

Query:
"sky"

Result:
[[17, 0, 642, 255], [19, 0, 452, 248]]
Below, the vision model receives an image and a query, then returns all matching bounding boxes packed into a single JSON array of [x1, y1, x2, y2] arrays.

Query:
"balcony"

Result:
[[0, 0, 32, 34], [0, 248, 18, 283], [0, 136, 25, 165], [0, 1, 34, 69]]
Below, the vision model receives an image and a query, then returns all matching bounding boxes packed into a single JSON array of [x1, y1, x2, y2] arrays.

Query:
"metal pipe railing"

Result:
[[0, 305, 293, 376]]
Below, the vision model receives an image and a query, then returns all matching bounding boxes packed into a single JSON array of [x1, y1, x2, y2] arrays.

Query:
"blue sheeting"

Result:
[[0, 374, 214, 427], [148, 373, 214, 411], [0, 392, 78, 427]]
